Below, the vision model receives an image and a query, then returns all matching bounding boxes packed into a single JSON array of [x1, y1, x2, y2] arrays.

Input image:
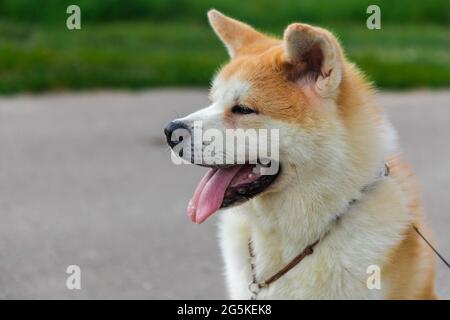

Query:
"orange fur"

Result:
[[382, 156, 438, 299]]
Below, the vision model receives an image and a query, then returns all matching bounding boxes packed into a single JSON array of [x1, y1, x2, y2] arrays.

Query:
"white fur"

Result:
[[219, 175, 410, 299], [176, 77, 250, 126]]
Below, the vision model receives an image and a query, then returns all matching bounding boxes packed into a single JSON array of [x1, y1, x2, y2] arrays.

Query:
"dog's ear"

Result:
[[207, 9, 268, 58], [283, 23, 343, 98]]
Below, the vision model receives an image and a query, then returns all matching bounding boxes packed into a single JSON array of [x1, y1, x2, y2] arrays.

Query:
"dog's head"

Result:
[[165, 10, 389, 224]]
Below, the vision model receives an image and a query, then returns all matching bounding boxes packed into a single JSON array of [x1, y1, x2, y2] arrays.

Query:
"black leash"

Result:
[[413, 225, 450, 269]]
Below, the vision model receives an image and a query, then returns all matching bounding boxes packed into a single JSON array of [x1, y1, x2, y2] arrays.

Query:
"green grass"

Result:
[[0, 20, 448, 94], [1, 0, 448, 25], [0, 0, 449, 93]]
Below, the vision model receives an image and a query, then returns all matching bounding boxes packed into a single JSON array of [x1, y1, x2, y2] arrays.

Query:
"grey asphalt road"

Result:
[[0, 89, 449, 299]]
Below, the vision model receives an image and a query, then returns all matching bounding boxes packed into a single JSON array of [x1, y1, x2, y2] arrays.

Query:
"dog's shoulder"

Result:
[[381, 155, 438, 299]]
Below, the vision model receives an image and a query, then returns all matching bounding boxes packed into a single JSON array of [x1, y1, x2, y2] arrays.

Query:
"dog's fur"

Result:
[[179, 10, 437, 299]]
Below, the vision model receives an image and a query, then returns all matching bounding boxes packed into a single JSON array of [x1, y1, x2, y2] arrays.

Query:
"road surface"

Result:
[[0, 89, 449, 299]]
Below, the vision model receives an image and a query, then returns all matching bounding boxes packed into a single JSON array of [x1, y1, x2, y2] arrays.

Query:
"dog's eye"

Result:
[[231, 105, 256, 115]]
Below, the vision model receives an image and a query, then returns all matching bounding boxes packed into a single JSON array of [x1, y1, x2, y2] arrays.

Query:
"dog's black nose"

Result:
[[164, 121, 189, 148]]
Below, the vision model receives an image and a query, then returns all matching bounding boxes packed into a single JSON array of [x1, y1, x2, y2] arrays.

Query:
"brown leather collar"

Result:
[[247, 163, 390, 299]]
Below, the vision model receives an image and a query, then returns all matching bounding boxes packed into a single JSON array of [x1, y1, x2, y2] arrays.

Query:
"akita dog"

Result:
[[164, 10, 437, 299]]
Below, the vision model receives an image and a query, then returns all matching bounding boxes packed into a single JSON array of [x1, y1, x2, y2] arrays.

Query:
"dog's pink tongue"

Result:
[[188, 166, 242, 224]]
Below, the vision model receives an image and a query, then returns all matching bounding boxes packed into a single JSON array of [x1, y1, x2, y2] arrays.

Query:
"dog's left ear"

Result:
[[208, 9, 269, 58], [283, 23, 343, 98]]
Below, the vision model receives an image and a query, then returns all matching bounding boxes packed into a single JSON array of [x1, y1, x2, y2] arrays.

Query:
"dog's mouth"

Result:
[[187, 163, 280, 224]]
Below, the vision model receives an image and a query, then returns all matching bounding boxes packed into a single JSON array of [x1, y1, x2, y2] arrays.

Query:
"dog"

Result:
[[164, 10, 437, 299]]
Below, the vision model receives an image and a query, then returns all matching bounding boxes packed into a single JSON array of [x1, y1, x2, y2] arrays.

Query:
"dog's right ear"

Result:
[[207, 9, 268, 58]]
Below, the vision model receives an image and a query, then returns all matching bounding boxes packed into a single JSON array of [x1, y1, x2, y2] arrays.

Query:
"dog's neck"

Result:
[[247, 174, 370, 259], [242, 174, 378, 285], [244, 112, 394, 263]]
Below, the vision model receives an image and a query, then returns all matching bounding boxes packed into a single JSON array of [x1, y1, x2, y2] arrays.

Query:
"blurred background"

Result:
[[0, 0, 448, 93], [0, 0, 449, 299]]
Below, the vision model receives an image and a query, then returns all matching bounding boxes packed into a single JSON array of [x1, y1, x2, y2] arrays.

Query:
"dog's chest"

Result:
[[232, 238, 386, 300], [219, 182, 410, 299]]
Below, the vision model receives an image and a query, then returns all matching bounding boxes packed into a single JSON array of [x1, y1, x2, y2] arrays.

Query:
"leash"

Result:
[[247, 238, 319, 300], [413, 225, 450, 269]]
